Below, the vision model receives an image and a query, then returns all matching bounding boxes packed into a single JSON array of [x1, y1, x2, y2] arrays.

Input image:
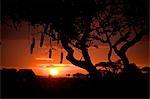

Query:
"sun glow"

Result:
[[50, 68, 59, 76], [39, 64, 87, 77]]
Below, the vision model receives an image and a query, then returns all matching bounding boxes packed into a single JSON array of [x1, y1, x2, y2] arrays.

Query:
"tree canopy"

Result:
[[1, 0, 149, 78]]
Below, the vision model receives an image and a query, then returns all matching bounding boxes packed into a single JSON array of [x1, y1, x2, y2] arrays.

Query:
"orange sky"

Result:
[[0, 21, 149, 77]]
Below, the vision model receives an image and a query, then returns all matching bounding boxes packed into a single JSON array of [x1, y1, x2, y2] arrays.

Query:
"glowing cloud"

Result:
[[38, 64, 74, 68], [35, 58, 53, 61]]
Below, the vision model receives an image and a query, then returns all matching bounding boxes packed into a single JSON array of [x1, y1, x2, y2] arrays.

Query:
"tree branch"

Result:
[[80, 32, 94, 65], [113, 32, 130, 48], [105, 32, 113, 62], [60, 33, 86, 69], [120, 29, 147, 53]]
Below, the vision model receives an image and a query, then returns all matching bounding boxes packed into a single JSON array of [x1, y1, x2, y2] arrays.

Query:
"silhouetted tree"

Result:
[[1, 0, 148, 78], [92, 0, 148, 72], [2, 0, 100, 78]]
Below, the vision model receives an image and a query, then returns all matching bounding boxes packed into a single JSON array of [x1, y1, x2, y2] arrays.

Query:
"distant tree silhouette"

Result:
[[95, 60, 123, 74], [73, 73, 89, 78], [66, 74, 71, 78], [1, 0, 148, 78], [141, 67, 150, 74]]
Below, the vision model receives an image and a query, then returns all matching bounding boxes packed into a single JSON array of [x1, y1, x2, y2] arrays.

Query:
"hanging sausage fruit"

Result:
[[40, 33, 44, 47], [60, 51, 63, 64], [49, 48, 52, 58], [30, 37, 35, 54], [49, 36, 53, 58]]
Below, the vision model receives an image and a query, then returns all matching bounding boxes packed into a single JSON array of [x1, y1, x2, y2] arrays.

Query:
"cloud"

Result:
[[38, 64, 74, 68], [35, 58, 53, 61]]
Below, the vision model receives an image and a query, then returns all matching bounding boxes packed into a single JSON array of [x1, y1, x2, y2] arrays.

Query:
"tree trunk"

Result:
[[113, 29, 147, 69], [81, 43, 100, 79], [113, 46, 130, 68], [119, 52, 129, 66], [60, 32, 100, 79], [118, 52, 133, 74], [108, 46, 112, 63], [85, 64, 100, 79]]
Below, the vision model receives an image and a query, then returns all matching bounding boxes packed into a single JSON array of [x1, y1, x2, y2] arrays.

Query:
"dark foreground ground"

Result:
[[0, 68, 149, 98]]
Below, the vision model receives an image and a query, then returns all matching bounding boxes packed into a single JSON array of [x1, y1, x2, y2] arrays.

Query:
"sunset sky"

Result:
[[0, 20, 149, 77]]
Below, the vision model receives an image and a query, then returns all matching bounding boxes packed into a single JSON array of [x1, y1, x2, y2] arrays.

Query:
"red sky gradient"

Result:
[[0, 21, 149, 77]]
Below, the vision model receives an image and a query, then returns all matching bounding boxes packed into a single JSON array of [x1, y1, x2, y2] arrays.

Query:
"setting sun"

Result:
[[50, 68, 58, 76]]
